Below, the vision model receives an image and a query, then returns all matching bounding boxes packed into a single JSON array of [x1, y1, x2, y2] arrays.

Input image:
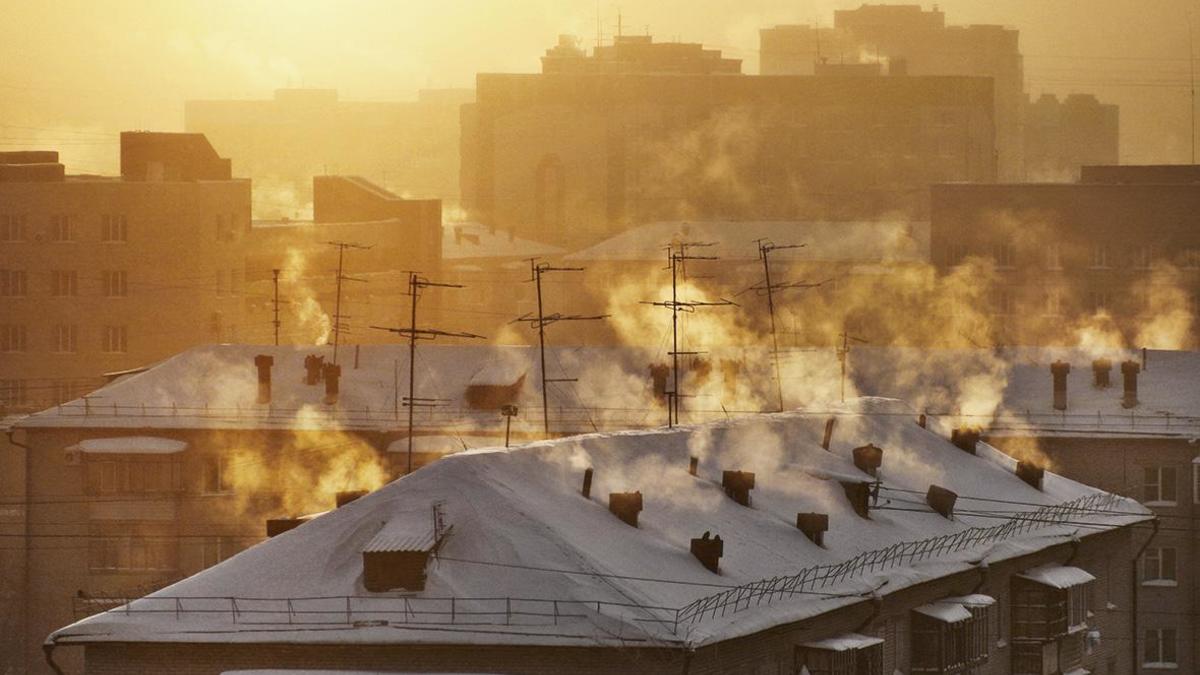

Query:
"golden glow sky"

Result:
[[1, 0, 1197, 171]]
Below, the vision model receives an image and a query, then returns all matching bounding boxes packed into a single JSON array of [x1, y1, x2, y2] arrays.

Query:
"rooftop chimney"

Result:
[[1092, 358, 1112, 388], [266, 517, 308, 537], [690, 532, 723, 573], [1121, 360, 1140, 408], [852, 443, 883, 477], [841, 481, 872, 518], [608, 492, 643, 527], [254, 354, 274, 404], [821, 417, 836, 450], [917, 413, 927, 428], [688, 456, 699, 476], [336, 490, 368, 508], [926, 485, 957, 519], [303, 354, 325, 385], [1051, 360, 1070, 411], [1016, 461, 1044, 490], [323, 363, 342, 405], [796, 512, 829, 546], [950, 427, 980, 454], [722, 470, 756, 506], [582, 467, 593, 498]]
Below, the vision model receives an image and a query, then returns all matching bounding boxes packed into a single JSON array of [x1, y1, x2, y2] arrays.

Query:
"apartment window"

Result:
[[1089, 291, 1110, 314], [52, 324, 78, 353], [101, 325, 128, 353], [85, 457, 183, 496], [50, 214, 74, 242], [992, 240, 1016, 269], [102, 270, 128, 297], [1143, 466, 1178, 505], [0, 214, 27, 241], [100, 214, 128, 242], [993, 289, 1014, 317], [1142, 547, 1177, 584], [0, 269, 28, 297], [1090, 243, 1110, 269], [201, 455, 232, 494], [910, 601, 991, 674], [1134, 245, 1156, 270], [1181, 248, 1200, 270], [1044, 291, 1063, 317], [51, 270, 78, 297], [1144, 628, 1177, 668], [1011, 571, 1093, 675], [201, 536, 244, 568], [794, 640, 884, 675], [88, 523, 177, 573], [0, 379, 28, 407], [944, 243, 970, 267], [0, 324, 28, 352], [1044, 244, 1063, 271]]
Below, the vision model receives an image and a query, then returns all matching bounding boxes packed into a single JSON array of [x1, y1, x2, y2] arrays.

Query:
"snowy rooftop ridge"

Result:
[[49, 404, 1149, 649]]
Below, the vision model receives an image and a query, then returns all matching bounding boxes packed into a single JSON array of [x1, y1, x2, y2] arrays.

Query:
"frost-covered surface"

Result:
[[913, 601, 973, 623], [50, 403, 1148, 649], [73, 437, 187, 454], [798, 633, 884, 651], [1018, 565, 1096, 589]]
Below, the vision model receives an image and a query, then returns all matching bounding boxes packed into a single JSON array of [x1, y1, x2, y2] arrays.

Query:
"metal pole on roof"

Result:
[[271, 269, 281, 346]]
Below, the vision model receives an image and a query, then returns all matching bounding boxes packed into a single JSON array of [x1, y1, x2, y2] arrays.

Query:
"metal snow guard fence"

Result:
[[674, 491, 1131, 624], [103, 492, 1133, 636]]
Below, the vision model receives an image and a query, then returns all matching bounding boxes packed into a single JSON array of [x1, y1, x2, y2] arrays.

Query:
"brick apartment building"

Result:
[[929, 164, 1200, 347], [45, 406, 1151, 674], [461, 34, 996, 247], [185, 88, 473, 218], [0, 134, 250, 415], [759, 3, 1120, 182]]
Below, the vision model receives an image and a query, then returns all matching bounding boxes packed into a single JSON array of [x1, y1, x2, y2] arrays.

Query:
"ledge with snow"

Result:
[[47, 399, 1151, 675]]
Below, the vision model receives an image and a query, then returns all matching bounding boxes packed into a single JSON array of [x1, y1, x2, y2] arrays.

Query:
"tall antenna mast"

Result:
[[325, 240, 371, 365], [514, 259, 608, 438], [1190, 13, 1196, 164], [750, 240, 826, 412], [271, 268, 281, 346], [372, 273, 485, 475]]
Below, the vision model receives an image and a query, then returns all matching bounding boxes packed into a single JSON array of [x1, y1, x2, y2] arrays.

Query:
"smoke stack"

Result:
[[1050, 360, 1070, 411], [608, 492, 643, 527], [581, 468, 593, 498], [841, 481, 871, 518], [926, 485, 957, 519], [721, 470, 756, 506], [303, 354, 325, 385], [254, 354, 274, 404], [821, 417, 836, 450], [688, 456, 698, 476], [336, 490, 368, 508], [950, 427, 980, 454], [796, 512, 828, 546], [852, 443, 883, 477], [1016, 461, 1044, 490], [323, 363, 342, 404], [689, 533, 723, 573], [1121, 360, 1140, 408], [1092, 358, 1112, 388]]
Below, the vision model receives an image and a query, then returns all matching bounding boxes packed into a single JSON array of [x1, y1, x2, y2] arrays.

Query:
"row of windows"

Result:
[[83, 456, 233, 497], [986, 288, 1200, 318], [0, 324, 127, 353], [0, 379, 94, 408], [948, 242, 1200, 271], [87, 533, 251, 574], [1, 269, 246, 297], [2, 213, 244, 243]]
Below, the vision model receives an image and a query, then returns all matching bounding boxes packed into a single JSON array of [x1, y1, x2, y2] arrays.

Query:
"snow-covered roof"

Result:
[[362, 514, 437, 553], [1018, 565, 1096, 590], [799, 633, 884, 652], [913, 601, 973, 623], [50, 402, 1148, 649], [565, 220, 929, 263], [442, 222, 563, 261], [71, 437, 187, 454]]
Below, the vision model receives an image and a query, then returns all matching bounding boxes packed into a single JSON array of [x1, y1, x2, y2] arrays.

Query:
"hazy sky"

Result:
[[1, 0, 1196, 170]]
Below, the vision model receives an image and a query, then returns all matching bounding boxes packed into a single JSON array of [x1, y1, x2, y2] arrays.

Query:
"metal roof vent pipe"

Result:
[[841, 481, 872, 518], [581, 467, 593, 498], [1051, 360, 1070, 411], [852, 443, 883, 477], [1016, 461, 1045, 490], [336, 490, 368, 508], [722, 470, 756, 506], [254, 354, 274, 405], [608, 492, 643, 527], [303, 354, 325, 385], [926, 485, 957, 519], [1092, 358, 1112, 388], [1121, 360, 1140, 408], [323, 363, 342, 405], [796, 512, 829, 546], [690, 532, 723, 573], [950, 427, 980, 454]]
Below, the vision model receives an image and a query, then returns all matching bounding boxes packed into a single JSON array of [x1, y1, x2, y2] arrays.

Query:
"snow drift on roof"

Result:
[[1019, 565, 1096, 589], [945, 594, 996, 607], [800, 633, 885, 651], [73, 437, 186, 454], [914, 601, 972, 623]]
